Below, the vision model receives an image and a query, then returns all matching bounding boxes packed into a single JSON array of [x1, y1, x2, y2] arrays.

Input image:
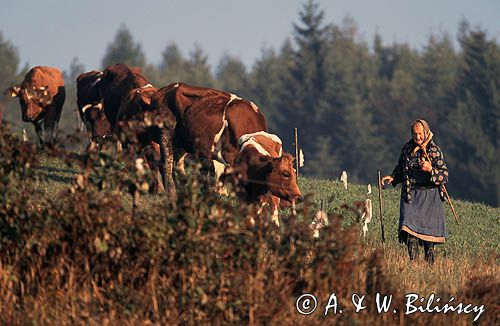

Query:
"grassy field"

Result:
[[1, 148, 499, 324], [35, 154, 500, 254], [34, 154, 499, 288]]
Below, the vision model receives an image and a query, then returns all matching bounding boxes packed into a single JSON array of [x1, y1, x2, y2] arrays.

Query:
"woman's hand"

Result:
[[420, 159, 432, 172], [380, 175, 393, 188]]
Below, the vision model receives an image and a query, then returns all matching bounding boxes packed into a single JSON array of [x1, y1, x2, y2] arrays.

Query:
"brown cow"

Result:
[[76, 70, 111, 144], [99, 63, 150, 134], [116, 84, 163, 192], [149, 82, 267, 198], [230, 131, 302, 226], [76, 63, 151, 142], [7, 66, 65, 146]]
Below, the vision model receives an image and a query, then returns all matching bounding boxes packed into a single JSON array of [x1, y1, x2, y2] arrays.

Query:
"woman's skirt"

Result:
[[399, 187, 448, 244]]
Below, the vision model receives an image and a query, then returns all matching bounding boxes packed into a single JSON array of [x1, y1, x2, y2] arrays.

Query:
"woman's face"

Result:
[[412, 123, 426, 145]]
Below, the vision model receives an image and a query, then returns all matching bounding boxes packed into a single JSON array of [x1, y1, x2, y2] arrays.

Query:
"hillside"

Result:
[[33, 154, 500, 257], [1, 142, 498, 323]]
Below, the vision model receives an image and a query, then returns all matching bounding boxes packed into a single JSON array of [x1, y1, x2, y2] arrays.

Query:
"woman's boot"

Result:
[[407, 235, 419, 260], [424, 241, 435, 265]]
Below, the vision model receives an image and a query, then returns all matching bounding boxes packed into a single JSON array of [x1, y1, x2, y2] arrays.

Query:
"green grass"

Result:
[[34, 154, 499, 259], [299, 176, 500, 257]]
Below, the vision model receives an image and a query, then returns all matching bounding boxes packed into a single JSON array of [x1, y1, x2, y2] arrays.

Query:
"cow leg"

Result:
[[151, 141, 164, 193], [144, 142, 164, 194], [44, 103, 62, 146], [257, 196, 280, 227], [43, 122, 55, 146], [115, 140, 123, 155], [34, 122, 45, 147], [159, 128, 176, 200], [87, 139, 99, 152], [271, 196, 281, 227], [213, 160, 228, 195], [155, 167, 165, 193], [175, 150, 188, 176]]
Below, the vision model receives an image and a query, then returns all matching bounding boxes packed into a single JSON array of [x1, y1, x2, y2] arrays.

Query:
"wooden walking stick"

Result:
[[294, 128, 299, 178], [377, 170, 386, 244]]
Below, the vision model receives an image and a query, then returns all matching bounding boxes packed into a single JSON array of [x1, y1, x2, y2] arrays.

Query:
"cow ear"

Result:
[[8, 85, 21, 97], [255, 155, 274, 173]]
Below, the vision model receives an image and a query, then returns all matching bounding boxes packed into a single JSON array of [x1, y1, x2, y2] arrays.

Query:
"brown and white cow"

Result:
[[230, 131, 302, 226], [149, 82, 267, 198], [7, 66, 65, 146]]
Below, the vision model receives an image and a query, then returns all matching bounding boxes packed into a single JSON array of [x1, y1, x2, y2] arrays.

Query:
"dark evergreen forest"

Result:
[[1, 1, 498, 206]]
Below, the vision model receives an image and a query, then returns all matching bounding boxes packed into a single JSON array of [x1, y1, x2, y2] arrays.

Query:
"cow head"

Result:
[[81, 102, 112, 142], [264, 153, 302, 203], [9, 85, 52, 122], [76, 70, 114, 142], [235, 151, 301, 203]]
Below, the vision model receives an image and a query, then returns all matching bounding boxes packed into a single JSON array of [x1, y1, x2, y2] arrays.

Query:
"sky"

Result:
[[1, 0, 499, 73]]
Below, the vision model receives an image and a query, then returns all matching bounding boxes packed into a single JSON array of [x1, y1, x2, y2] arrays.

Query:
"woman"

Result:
[[381, 119, 448, 265]]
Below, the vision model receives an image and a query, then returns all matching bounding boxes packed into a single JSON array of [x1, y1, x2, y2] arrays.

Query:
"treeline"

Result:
[[0, 1, 498, 206]]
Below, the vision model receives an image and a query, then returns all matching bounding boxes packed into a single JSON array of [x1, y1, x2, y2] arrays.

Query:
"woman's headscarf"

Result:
[[411, 119, 433, 154]]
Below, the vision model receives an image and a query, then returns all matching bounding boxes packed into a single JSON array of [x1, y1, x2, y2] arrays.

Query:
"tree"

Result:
[[370, 38, 421, 152], [276, 0, 330, 154], [248, 45, 289, 132], [415, 33, 458, 127], [59, 57, 86, 134], [215, 54, 249, 98], [311, 19, 386, 180], [185, 44, 214, 87], [304, 136, 338, 179], [0, 32, 21, 91], [101, 24, 146, 69], [0, 32, 26, 128], [443, 23, 500, 206], [157, 42, 189, 85], [64, 57, 86, 82]]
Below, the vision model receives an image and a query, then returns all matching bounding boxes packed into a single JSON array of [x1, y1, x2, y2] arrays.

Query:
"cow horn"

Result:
[[81, 104, 92, 113], [96, 102, 103, 110], [24, 88, 32, 100], [8, 85, 21, 98], [91, 78, 102, 87]]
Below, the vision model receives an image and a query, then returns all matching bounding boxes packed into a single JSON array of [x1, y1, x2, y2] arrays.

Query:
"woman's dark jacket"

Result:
[[391, 139, 448, 203]]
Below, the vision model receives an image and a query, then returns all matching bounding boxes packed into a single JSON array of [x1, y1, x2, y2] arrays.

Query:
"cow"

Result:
[[115, 84, 163, 192], [229, 131, 302, 226], [76, 70, 111, 145], [7, 66, 65, 146], [75, 63, 151, 143], [99, 63, 151, 134], [149, 82, 268, 198]]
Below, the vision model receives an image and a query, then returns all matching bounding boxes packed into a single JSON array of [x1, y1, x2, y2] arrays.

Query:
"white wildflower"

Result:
[[310, 210, 328, 238], [361, 199, 373, 237], [340, 171, 348, 190]]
